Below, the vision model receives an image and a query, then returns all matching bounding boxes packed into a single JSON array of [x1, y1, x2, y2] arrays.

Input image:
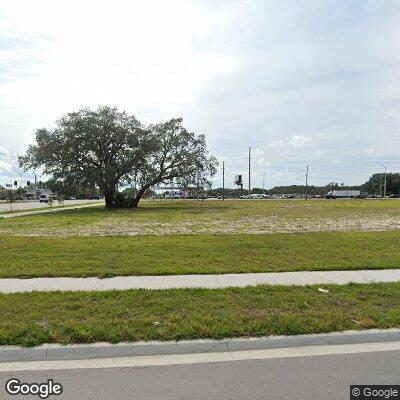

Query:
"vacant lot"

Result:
[[1, 282, 400, 346], [1, 231, 399, 278], [1, 200, 400, 346], [1, 199, 400, 236]]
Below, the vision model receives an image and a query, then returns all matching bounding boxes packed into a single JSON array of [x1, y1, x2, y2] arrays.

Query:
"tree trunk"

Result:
[[104, 189, 116, 208], [132, 187, 147, 208]]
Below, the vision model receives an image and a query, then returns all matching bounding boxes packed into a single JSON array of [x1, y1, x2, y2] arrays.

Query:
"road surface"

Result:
[[1, 347, 399, 399], [0, 199, 102, 213], [1, 331, 399, 399]]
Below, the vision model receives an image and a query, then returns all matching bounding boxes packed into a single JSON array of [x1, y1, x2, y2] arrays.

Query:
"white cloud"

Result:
[[0, 145, 10, 157], [256, 157, 265, 165], [314, 151, 324, 159], [0, 144, 18, 180], [269, 136, 311, 148], [0, 1, 242, 118], [252, 148, 264, 156], [364, 148, 381, 157], [270, 140, 285, 147], [290, 135, 312, 148]]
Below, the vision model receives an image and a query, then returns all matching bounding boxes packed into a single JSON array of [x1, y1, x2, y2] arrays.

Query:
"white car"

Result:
[[39, 194, 49, 203], [250, 193, 270, 199]]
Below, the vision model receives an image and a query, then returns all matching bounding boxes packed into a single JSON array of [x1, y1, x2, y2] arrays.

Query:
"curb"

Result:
[[1, 328, 400, 363]]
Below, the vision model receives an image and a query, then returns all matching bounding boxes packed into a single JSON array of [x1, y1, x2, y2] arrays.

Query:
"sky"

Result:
[[0, 0, 399, 189]]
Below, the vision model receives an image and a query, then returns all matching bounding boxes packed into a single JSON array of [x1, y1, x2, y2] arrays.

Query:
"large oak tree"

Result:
[[131, 117, 217, 207], [19, 106, 217, 207]]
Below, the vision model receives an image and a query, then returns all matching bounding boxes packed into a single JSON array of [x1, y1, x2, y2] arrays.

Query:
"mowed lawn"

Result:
[[1, 282, 400, 346], [1, 199, 400, 236], [1, 231, 400, 278]]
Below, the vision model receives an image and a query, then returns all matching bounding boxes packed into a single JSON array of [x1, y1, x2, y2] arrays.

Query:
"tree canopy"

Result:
[[361, 173, 400, 196], [19, 106, 218, 207]]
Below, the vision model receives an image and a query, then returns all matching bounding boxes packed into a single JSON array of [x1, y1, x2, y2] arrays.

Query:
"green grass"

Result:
[[1, 282, 400, 346], [1, 199, 399, 236], [1, 231, 399, 278]]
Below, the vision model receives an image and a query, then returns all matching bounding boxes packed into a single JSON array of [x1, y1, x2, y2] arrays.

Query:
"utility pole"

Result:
[[305, 166, 309, 199], [384, 166, 387, 198], [380, 165, 387, 198], [263, 169, 267, 193], [222, 161, 225, 201], [248, 147, 251, 195]]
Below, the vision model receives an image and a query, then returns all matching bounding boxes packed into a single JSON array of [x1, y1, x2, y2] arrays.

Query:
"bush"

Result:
[[114, 191, 135, 208]]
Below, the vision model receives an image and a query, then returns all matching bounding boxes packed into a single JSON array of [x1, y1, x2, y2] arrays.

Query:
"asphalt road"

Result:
[[1, 349, 399, 400], [0, 199, 101, 213]]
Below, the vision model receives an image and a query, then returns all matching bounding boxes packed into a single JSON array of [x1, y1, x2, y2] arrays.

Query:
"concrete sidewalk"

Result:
[[1, 269, 400, 293]]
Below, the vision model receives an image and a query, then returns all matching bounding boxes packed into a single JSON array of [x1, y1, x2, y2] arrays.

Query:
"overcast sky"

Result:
[[1, 0, 399, 188]]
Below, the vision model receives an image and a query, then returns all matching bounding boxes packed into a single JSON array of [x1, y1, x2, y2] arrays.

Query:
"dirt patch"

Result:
[[2, 214, 400, 236]]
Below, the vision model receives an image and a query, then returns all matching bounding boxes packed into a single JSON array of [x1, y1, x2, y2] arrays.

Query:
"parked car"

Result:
[[39, 193, 49, 203], [356, 192, 369, 199], [90, 195, 101, 200]]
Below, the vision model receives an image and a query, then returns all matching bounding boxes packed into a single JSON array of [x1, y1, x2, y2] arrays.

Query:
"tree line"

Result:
[[209, 175, 400, 197]]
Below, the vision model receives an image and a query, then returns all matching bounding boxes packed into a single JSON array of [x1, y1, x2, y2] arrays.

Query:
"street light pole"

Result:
[[380, 165, 387, 198], [263, 170, 267, 193], [222, 161, 225, 201], [305, 165, 309, 200], [248, 147, 251, 195], [384, 166, 387, 198]]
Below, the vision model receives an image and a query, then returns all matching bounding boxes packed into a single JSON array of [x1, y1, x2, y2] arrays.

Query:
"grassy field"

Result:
[[1, 282, 400, 346], [1, 231, 399, 278], [1, 199, 400, 346], [0, 199, 400, 236]]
